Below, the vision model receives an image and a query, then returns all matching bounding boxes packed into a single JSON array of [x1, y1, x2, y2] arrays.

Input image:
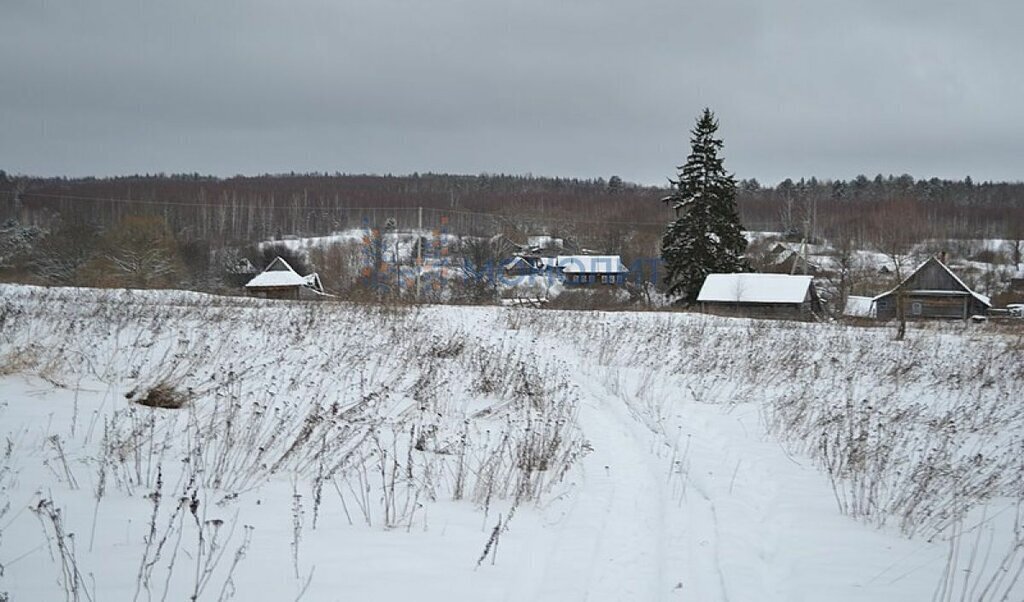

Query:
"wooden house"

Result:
[[872, 256, 990, 320], [1011, 267, 1024, 293], [244, 257, 324, 300], [541, 255, 629, 286], [697, 273, 822, 320]]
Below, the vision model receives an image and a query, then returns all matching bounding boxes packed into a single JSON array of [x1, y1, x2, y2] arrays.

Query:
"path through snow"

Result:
[[490, 313, 951, 602]]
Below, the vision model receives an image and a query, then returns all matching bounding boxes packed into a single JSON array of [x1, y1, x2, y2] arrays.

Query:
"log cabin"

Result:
[[872, 256, 990, 320]]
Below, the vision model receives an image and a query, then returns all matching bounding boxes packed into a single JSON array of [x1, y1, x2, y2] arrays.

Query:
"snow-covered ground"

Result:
[[1, 285, 1022, 601], [263, 228, 462, 263]]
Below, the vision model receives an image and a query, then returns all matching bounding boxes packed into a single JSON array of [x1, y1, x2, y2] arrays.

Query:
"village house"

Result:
[[872, 256, 990, 320], [697, 273, 822, 320], [244, 256, 325, 300], [502, 253, 630, 286], [540, 255, 629, 286]]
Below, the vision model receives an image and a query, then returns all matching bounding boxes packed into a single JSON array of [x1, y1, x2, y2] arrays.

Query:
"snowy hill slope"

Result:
[[1, 285, 1023, 601]]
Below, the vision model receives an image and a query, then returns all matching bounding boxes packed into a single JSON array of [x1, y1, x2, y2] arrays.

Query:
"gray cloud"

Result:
[[1, 0, 1021, 184]]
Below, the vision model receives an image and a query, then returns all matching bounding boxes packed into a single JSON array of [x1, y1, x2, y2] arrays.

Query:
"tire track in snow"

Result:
[[488, 325, 673, 601], [481, 315, 796, 601], [560, 363, 782, 601], [571, 375, 672, 601]]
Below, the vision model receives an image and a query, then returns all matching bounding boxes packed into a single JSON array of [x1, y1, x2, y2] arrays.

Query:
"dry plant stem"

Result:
[[31, 497, 95, 602]]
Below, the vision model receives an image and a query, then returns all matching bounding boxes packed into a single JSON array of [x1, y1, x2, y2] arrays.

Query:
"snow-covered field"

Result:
[[1, 285, 1023, 601]]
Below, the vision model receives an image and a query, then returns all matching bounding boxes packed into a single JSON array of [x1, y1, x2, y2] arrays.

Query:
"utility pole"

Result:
[[384, 217, 398, 296]]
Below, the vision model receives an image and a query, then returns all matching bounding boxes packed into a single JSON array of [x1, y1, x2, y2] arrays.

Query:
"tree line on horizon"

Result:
[[1, 164, 1022, 307], [2, 169, 1020, 245]]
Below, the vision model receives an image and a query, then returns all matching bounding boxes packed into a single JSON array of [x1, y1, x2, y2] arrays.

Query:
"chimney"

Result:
[[940, 251, 946, 264]]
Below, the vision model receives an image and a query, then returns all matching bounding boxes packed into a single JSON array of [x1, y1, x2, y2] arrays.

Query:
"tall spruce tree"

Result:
[[661, 108, 749, 302]]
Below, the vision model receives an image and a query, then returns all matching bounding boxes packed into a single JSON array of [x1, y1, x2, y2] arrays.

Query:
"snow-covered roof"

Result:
[[527, 235, 563, 249], [843, 295, 876, 318], [503, 256, 535, 270], [543, 255, 628, 274], [245, 257, 308, 288], [697, 273, 813, 304], [872, 256, 991, 307], [303, 273, 325, 294]]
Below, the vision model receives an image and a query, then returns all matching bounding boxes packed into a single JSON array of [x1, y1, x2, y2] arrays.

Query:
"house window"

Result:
[[601, 275, 609, 284], [911, 302, 923, 315]]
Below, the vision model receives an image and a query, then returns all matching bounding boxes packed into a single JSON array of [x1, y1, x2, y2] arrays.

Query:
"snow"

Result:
[[697, 273, 813, 304], [526, 235, 563, 249], [499, 273, 565, 300], [262, 228, 462, 263], [2, 284, 1022, 601]]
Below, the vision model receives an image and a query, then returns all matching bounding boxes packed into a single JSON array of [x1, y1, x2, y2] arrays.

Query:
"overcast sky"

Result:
[[1, 0, 1021, 185]]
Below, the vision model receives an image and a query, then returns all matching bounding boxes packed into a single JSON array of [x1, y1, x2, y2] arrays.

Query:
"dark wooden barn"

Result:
[[872, 257, 990, 320]]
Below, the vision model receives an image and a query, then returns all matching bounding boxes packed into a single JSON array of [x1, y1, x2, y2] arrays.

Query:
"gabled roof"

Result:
[[541, 255, 628, 274], [871, 256, 991, 307], [503, 256, 535, 271], [245, 257, 308, 288], [697, 273, 814, 304], [303, 272, 325, 294]]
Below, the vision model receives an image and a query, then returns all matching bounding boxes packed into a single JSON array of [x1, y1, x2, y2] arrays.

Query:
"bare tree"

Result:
[[454, 236, 501, 302], [1005, 215, 1024, 270], [80, 216, 183, 288], [871, 200, 925, 340], [29, 221, 100, 285]]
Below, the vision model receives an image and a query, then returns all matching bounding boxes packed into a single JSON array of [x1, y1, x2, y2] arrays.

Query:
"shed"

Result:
[[244, 257, 324, 300], [872, 256, 990, 321], [697, 273, 821, 320]]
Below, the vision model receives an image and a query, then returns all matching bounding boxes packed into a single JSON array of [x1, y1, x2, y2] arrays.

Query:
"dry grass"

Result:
[[4, 283, 1022, 598]]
